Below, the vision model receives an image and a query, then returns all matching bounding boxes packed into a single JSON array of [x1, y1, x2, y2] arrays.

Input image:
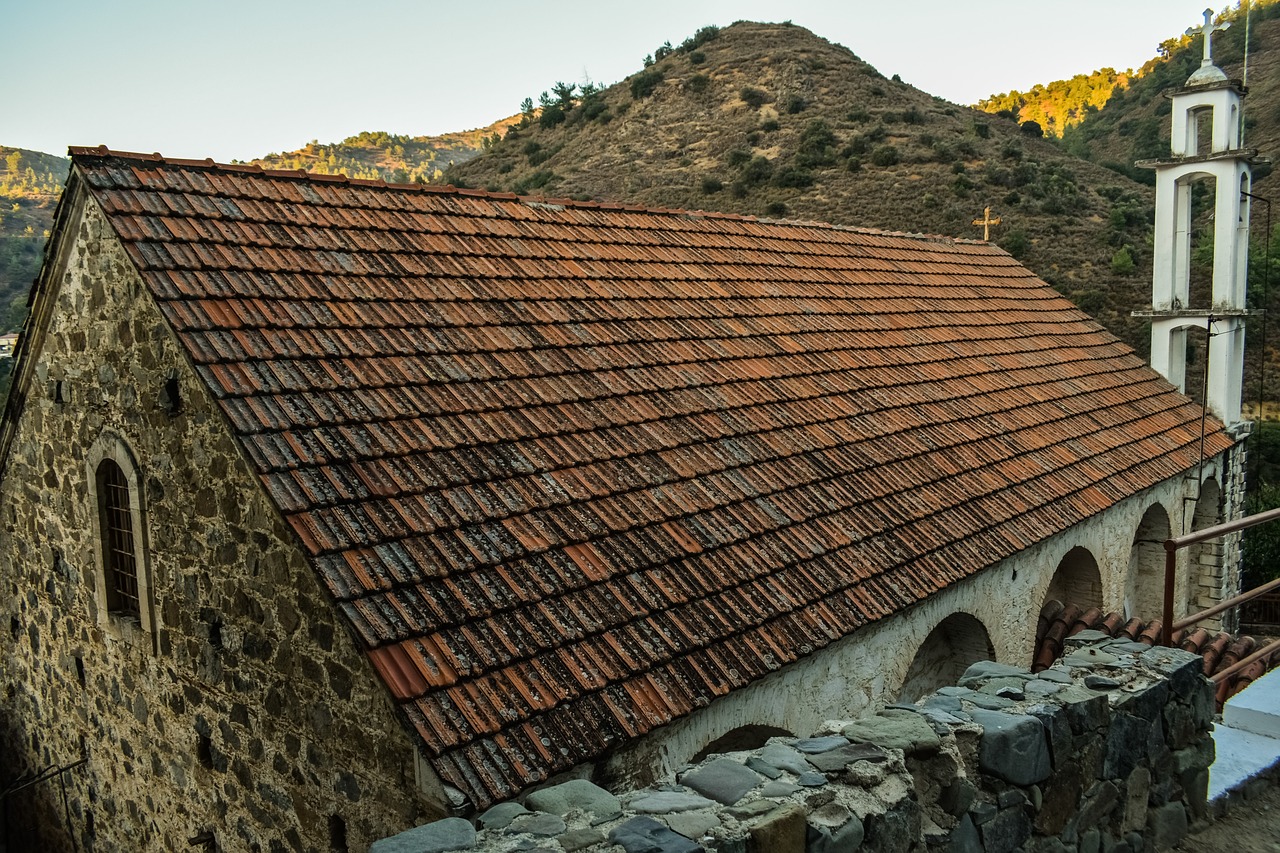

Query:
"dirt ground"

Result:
[[1179, 779, 1280, 853]]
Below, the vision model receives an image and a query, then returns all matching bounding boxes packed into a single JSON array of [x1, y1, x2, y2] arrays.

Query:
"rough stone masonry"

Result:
[[374, 636, 1215, 853]]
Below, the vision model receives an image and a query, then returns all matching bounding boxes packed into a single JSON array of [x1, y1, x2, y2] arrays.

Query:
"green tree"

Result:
[[739, 87, 767, 109], [1110, 246, 1135, 275], [630, 69, 664, 99], [869, 144, 900, 167], [551, 81, 576, 112]]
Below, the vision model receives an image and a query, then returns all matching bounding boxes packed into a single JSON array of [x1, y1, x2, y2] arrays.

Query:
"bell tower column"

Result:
[[1136, 8, 1259, 429]]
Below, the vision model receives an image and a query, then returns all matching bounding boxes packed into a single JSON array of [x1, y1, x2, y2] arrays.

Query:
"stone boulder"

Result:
[[608, 815, 703, 853], [370, 817, 476, 853], [841, 709, 941, 755], [524, 779, 620, 819], [680, 759, 761, 805], [968, 709, 1051, 785]]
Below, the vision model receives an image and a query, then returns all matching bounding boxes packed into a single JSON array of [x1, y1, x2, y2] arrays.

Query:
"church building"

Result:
[[0, 26, 1256, 849]]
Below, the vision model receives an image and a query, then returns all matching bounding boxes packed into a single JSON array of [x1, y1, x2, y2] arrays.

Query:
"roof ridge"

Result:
[[66, 146, 992, 246]]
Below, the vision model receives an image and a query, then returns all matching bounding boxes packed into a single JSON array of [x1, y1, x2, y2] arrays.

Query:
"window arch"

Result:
[[86, 433, 155, 648], [97, 459, 140, 617]]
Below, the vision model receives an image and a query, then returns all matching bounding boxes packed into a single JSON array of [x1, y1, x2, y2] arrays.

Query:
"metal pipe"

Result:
[[1166, 504, 1280, 549], [1162, 503, 1280, 644], [1212, 636, 1280, 684], [1174, 574, 1280, 631], [0, 757, 88, 800]]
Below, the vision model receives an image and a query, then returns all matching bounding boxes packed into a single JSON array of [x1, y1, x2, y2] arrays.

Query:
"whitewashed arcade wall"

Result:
[[602, 446, 1243, 790]]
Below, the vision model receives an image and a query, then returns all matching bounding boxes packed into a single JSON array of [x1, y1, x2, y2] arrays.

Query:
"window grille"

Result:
[[98, 460, 140, 617]]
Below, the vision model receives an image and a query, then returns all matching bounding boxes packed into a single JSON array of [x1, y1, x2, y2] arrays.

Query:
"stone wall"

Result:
[[378, 638, 1215, 853], [0, 192, 442, 851]]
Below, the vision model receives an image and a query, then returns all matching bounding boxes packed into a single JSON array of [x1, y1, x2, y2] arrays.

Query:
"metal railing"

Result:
[[1163, 505, 1280, 684], [1241, 590, 1280, 629]]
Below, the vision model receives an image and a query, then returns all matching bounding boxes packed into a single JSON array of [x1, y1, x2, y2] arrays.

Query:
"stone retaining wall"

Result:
[[376, 635, 1214, 853]]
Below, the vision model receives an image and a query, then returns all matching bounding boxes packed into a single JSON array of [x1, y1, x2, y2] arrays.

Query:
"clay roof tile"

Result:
[[69, 148, 1240, 808]]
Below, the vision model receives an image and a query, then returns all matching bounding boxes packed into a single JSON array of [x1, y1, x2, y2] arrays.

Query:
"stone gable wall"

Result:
[[0, 193, 441, 851]]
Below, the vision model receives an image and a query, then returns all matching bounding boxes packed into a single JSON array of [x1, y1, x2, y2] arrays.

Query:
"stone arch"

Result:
[[897, 613, 995, 703], [1126, 504, 1171, 620], [691, 724, 795, 763], [1189, 105, 1214, 155], [1043, 547, 1103, 613], [1188, 478, 1224, 620]]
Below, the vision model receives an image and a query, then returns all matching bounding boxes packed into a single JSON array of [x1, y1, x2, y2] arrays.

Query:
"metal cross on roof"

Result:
[[1187, 8, 1230, 69], [972, 206, 1001, 241]]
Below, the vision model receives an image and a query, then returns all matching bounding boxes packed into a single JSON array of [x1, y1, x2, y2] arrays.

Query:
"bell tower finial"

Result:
[[1187, 8, 1230, 69]]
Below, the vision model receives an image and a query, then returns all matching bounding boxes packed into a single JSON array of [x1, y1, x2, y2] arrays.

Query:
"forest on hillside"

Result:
[[249, 116, 521, 184], [977, 69, 1131, 138], [978, 0, 1280, 152], [0, 148, 67, 334]]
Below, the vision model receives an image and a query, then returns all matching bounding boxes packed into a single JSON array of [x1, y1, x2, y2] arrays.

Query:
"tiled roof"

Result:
[[1035, 600, 1280, 707], [69, 148, 1236, 807]]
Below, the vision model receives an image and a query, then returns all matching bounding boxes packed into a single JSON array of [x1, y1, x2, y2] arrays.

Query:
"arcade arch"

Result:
[[692, 725, 794, 762], [897, 613, 994, 703], [1126, 504, 1172, 620], [1043, 547, 1103, 613], [1188, 478, 1224, 620]]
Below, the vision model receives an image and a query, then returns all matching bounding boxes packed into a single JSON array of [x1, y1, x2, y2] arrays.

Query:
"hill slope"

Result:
[[448, 22, 1158, 352], [249, 114, 523, 183], [1058, 3, 1280, 193], [0, 147, 68, 332]]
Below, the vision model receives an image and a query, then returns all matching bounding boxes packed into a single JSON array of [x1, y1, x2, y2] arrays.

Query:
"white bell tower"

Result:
[[1139, 9, 1258, 428]]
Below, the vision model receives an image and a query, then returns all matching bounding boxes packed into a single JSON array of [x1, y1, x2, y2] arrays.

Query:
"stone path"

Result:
[[1179, 778, 1280, 852]]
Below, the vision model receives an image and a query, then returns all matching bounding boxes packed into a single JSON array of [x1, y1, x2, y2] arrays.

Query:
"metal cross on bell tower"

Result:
[[1186, 8, 1230, 70]]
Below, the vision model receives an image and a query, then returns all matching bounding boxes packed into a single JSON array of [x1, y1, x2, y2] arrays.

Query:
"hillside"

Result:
[[0, 147, 68, 333], [978, 2, 1280, 158], [977, 69, 1132, 138], [447, 22, 1159, 354], [249, 113, 523, 183], [1059, 3, 1280, 192]]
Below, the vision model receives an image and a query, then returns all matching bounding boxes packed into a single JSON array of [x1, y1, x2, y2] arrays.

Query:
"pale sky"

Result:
[[3, 1, 1216, 163]]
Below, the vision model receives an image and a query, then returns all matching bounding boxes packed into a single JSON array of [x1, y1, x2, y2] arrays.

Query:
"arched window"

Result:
[[86, 433, 155, 648], [97, 459, 140, 618]]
